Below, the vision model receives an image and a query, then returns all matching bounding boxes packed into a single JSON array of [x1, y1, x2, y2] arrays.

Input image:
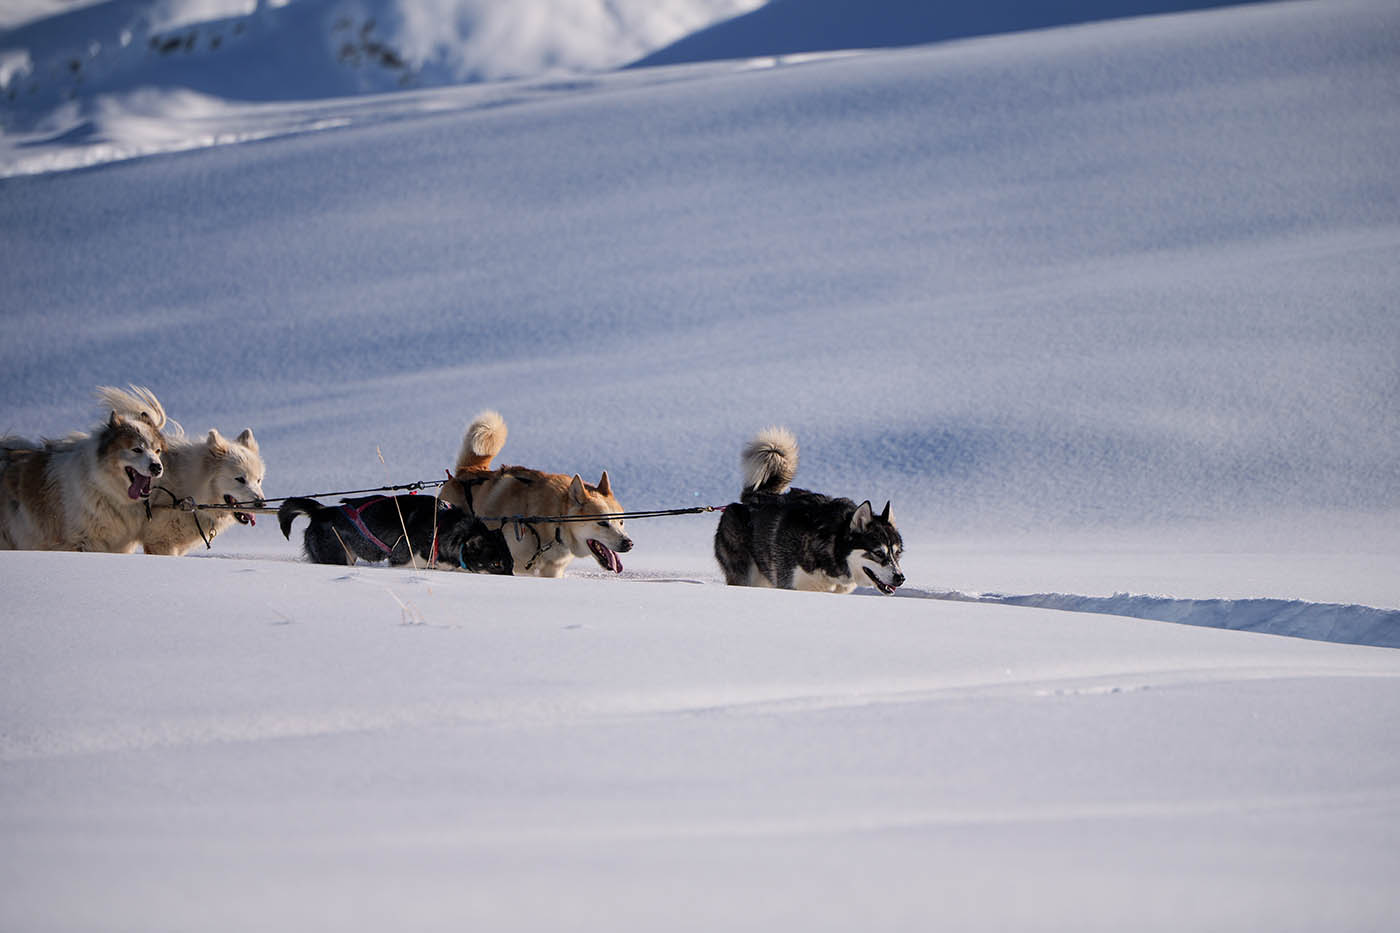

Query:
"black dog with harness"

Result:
[[277, 493, 514, 573]]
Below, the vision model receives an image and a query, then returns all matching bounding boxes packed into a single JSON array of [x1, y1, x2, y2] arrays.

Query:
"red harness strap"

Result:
[[341, 496, 447, 567], [340, 498, 396, 557]]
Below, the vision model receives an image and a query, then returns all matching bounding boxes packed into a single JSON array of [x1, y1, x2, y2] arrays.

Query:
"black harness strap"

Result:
[[152, 484, 215, 550]]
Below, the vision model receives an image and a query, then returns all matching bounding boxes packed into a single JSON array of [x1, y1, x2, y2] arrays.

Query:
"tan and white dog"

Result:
[[98, 386, 267, 555], [0, 386, 168, 552], [440, 411, 633, 577]]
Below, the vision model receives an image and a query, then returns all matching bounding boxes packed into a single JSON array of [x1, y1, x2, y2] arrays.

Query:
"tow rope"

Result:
[[149, 484, 216, 550], [149, 476, 727, 534], [179, 498, 725, 525]]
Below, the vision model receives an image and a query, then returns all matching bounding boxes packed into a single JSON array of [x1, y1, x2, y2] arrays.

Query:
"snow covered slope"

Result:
[[2, 1, 1399, 928], [2, 0, 1396, 602], [2, 551, 1399, 932], [0, 0, 764, 113]]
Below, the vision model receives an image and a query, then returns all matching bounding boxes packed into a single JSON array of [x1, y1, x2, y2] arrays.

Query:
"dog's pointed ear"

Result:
[[596, 470, 611, 497], [851, 500, 874, 532], [569, 473, 587, 506], [880, 500, 893, 525], [108, 410, 124, 429], [236, 428, 258, 452], [206, 429, 229, 459]]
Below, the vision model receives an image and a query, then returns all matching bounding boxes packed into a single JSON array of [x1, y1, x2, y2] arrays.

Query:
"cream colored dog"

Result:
[[98, 386, 266, 555]]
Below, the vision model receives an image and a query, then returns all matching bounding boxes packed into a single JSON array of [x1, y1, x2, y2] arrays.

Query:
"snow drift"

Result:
[[921, 589, 1400, 649]]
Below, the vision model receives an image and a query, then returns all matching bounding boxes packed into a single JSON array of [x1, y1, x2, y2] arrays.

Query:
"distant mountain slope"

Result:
[[632, 0, 1278, 67], [0, 0, 104, 32], [0, 0, 763, 116]]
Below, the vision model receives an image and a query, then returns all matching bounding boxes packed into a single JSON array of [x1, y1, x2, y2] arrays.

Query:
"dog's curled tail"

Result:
[[1, 437, 40, 460], [95, 385, 171, 435], [277, 497, 325, 540], [456, 410, 507, 473], [741, 426, 798, 496]]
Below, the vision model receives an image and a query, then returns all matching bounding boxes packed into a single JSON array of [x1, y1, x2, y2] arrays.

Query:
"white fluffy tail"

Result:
[[742, 426, 798, 495], [95, 385, 170, 434], [456, 410, 507, 472]]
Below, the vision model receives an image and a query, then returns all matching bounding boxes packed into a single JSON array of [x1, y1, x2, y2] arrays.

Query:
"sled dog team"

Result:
[[1, 388, 905, 595]]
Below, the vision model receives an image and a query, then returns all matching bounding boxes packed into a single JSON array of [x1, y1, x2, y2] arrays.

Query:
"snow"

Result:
[[0, 0, 765, 109], [4, 552, 1400, 931], [2, 0, 1399, 929]]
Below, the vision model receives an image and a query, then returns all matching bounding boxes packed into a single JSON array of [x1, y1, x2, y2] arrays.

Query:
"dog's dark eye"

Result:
[[236, 476, 247, 485], [597, 521, 609, 528]]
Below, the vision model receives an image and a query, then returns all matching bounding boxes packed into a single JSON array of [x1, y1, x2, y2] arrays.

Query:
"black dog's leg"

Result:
[[460, 520, 514, 575], [713, 504, 753, 586], [305, 523, 356, 565], [382, 497, 438, 566]]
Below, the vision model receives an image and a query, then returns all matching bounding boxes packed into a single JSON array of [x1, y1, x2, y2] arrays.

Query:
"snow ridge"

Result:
[[915, 589, 1400, 649]]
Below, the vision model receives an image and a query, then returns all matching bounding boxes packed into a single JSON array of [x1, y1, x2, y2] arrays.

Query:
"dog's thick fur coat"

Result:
[[714, 427, 905, 594], [0, 386, 168, 552], [98, 386, 267, 555], [278, 493, 514, 573], [440, 411, 634, 577]]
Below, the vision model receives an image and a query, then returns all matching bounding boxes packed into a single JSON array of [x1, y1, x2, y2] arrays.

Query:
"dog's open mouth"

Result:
[[864, 567, 898, 595], [588, 538, 623, 574], [125, 467, 152, 500], [225, 494, 256, 526]]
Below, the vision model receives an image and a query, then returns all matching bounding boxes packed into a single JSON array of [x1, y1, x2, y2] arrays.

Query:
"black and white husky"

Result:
[[714, 428, 905, 595], [278, 494, 514, 574]]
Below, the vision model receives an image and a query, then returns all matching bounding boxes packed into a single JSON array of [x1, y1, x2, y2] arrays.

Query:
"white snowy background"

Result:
[[2, 1, 1399, 930]]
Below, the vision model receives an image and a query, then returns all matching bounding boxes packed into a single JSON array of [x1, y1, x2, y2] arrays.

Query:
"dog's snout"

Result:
[[149, 461, 163, 477], [253, 496, 267, 508], [617, 536, 634, 553], [892, 571, 906, 587]]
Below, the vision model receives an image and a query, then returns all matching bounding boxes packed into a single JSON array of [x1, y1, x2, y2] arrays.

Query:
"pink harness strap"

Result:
[[340, 498, 396, 557], [340, 497, 444, 566]]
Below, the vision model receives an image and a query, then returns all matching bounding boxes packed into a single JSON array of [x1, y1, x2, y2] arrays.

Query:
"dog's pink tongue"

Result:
[[591, 539, 622, 574], [227, 496, 257, 526], [127, 472, 150, 500]]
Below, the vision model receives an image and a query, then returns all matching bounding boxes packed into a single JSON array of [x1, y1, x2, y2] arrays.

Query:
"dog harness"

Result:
[[454, 467, 555, 571], [340, 496, 448, 567], [339, 498, 396, 558]]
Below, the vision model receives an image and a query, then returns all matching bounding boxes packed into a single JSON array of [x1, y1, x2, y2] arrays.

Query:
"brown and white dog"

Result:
[[0, 386, 168, 552], [440, 411, 633, 577], [97, 386, 266, 555]]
